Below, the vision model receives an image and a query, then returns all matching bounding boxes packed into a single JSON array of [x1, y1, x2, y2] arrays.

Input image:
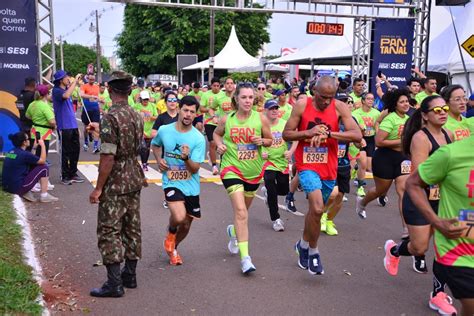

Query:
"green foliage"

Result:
[[229, 72, 260, 82], [0, 189, 42, 315], [116, 4, 271, 76], [42, 42, 110, 76]]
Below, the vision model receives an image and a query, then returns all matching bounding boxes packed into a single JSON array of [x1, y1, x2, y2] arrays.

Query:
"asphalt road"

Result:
[[26, 146, 460, 315]]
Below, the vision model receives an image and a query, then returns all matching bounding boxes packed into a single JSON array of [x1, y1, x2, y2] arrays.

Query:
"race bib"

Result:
[[364, 127, 374, 137], [459, 209, 474, 240], [428, 185, 440, 201], [271, 132, 284, 148], [401, 160, 411, 174], [166, 165, 191, 181], [237, 144, 258, 161], [303, 147, 328, 164], [221, 102, 232, 112], [337, 144, 346, 158]]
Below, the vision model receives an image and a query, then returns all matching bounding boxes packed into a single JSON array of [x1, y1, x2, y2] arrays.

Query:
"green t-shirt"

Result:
[[99, 91, 112, 112], [415, 91, 439, 105], [353, 107, 381, 137], [216, 94, 234, 118], [444, 115, 474, 141], [201, 90, 225, 126], [133, 102, 158, 138], [264, 92, 274, 99], [418, 136, 474, 268], [263, 119, 289, 173], [278, 103, 292, 121], [128, 95, 136, 107], [379, 112, 409, 140], [131, 88, 141, 100], [349, 92, 362, 104], [221, 110, 264, 181], [188, 90, 203, 99], [26, 100, 55, 140]]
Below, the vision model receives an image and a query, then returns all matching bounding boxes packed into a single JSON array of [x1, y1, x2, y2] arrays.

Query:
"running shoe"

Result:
[[353, 179, 358, 187], [22, 191, 37, 202], [70, 175, 85, 183], [383, 239, 400, 276], [169, 249, 183, 266], [272, 219, 284, 232], [377, 195, 388, 207], [285, 194, 302, 216], [83, 144, 89, 152], [163, 233, 176, 257], [40, 193, 59, 203], [241, 256, 256, 274], [212, 165, 219, 175], [355, 196, 367, 219], [320, 213, 328, 232], [226, 224, 239, 255], [429, 292, 457, 316], [308, 252, 324, 275], [412, 256, 428, 274], [47, 181, 55, 190], [325, 220, 338, 236], [356, 186, 366, 197], [261, 186, 268, 205], [162, 200, 169, 209], [93, 147, 100, 154], [61, 178, 72, 185], [295, 240, 309, 270], [142, 163, 149, 172], [31, 183, 41, 193], [342, 195, 348, 202]]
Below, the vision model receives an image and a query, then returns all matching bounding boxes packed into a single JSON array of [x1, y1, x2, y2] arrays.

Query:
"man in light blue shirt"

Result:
[[151, 96, 205, 266]]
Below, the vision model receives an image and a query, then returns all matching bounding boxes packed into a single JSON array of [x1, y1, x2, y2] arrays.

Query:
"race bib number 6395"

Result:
[[303, 147, 328, 164]]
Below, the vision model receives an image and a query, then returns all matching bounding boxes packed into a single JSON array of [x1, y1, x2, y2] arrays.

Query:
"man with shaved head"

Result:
[[283, 76, 362, 275]]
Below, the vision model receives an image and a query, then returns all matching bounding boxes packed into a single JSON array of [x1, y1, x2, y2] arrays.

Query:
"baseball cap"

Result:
[[274, 90, 286, 97], [137, 78, 145, 88], [36, 84, 49, 96], [264, 99, 279, 109], [335, 92, 349, 101], [139, 90, 150, 100], [469, 94, 474, 101], [53, 70, 67, 83]]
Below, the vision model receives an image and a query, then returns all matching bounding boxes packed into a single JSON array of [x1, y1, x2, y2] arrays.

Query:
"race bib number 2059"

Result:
[[167, 165, 191, 181]]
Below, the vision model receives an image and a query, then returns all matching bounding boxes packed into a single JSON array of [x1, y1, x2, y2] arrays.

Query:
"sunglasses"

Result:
[[427, 105, 450, 114], [167, 98, 178, 102], [347, 100, 354, 104], [257, 87, 266, 91]]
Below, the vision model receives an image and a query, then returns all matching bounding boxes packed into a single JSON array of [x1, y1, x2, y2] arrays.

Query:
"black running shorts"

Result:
[[433, 261, 474, 299], [372, 147, 409, 180], [164, 187, 201, 219]]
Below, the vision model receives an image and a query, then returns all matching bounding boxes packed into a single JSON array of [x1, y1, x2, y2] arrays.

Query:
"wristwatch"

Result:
[[327, 130, 332, 138]]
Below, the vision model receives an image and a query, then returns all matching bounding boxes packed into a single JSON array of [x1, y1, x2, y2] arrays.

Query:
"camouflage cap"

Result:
[[108, 71, 133, 85]]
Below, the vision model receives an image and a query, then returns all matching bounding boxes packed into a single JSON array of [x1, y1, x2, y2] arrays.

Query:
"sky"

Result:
[[51, 0, 354, 59]]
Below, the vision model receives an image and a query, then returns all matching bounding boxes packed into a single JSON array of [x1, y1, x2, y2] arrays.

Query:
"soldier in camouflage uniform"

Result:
[[89, 71, 145, 298]]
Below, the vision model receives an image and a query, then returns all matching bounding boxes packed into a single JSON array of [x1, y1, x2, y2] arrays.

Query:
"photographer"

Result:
[[1, 132, 58, 203]]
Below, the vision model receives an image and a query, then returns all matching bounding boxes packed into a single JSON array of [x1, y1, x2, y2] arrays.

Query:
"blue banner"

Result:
[[370, 19, 414, 97], [0, 0, 38, 152]]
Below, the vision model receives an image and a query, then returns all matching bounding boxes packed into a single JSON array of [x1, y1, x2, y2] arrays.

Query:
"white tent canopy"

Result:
[[183, 26, 258, 71], [229, 60, 289, 73], [428, 2, 473, 93]]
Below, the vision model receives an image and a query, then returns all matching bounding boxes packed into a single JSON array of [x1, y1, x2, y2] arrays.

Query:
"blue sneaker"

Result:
[[295, 240, 309, 270], [308, 252, 324, 275]]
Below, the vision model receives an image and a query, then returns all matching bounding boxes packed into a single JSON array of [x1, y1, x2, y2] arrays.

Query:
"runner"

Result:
[[288, 86, 300, 107], [415, 77, 439, 105], [274, 90, 293, 121], [283, 76, 362, 275], [442, 84, 474, 141], [213, 83, 273, 274], [254, 82, 268, 112], [200, 78, 225, 175], [382, 95, 457, 315], [133, 90, 158, 171], [349, 78, 365, 108], [352, 92, 381, 196], [356, 89, 411, 238], [406, 78, 422, 101], [261, 99, 295, 232], [188, 82, 204, 132], [152, 96, 205, 265], [80, 74, 101, 154], [405, 136, 474, 316], [215, 77, 235, 118], [98, 83, 112, 113]]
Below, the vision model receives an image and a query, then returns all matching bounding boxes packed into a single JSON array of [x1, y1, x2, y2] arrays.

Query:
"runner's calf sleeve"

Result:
[[390, 240, 410, 257], [168, 226, 178, 234]]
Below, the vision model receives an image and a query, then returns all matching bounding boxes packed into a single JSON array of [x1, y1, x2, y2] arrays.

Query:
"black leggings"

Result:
[[264, 170, 289, 221], [140, 138, 152, 164], [60, 128, 80, 179]]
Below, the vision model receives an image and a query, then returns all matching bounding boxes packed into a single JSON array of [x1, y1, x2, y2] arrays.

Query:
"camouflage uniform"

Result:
[[97, 101, 145, 265]]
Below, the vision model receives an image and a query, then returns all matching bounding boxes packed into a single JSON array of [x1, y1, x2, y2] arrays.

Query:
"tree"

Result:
[[41, 42, 110, 76], [116, 4, 271, 76]]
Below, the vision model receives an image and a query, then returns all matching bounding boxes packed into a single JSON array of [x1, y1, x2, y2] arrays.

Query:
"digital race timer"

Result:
[[306, 22, 344, 36]]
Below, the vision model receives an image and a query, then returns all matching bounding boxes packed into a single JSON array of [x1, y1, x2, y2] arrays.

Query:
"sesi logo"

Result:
[[7, 47, 29, 55]]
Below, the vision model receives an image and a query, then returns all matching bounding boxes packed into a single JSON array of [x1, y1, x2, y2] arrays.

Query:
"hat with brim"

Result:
[[264, 99, 279, 110], [108, 71, 133, 92], [53, 70, 67, 83]]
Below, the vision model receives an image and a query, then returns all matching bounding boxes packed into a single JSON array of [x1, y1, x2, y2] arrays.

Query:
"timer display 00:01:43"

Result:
[[306, 22, 344, 36]]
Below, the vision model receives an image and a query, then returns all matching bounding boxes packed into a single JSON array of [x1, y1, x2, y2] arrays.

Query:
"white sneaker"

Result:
[[356, 196, 367, 219], [212, 165, 219, 175], [261, 186, 268, 205], [226, 224, 239, 255], [241, 256, 256, 274], [22, 191, 37, 202], [272, 218, 285, 232], [47, 181, 55, 190], [31, 183, 41, 193], [40, 193, 58, 203]]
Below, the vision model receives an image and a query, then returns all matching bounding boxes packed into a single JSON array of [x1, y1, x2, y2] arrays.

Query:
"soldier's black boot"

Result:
[[90, 263, 124, 298], [121, 259, 137, 289]]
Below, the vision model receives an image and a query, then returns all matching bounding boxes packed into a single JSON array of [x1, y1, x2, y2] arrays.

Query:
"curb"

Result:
[[13, 195, 50, 316]]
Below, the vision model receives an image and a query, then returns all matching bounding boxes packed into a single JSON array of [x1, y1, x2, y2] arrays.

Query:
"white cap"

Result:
[[139, 90, 150, 100]]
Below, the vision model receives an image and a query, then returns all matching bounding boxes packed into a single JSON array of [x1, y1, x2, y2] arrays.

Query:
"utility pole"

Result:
[[208, 0, 215, 83], [95, 10, 102, 83], [59, 35, 64, 70]]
